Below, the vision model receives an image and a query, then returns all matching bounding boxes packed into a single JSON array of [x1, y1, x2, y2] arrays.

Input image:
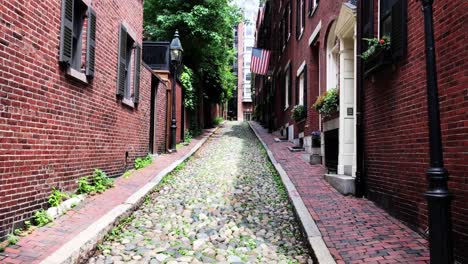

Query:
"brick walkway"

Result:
[[0, 128, 216, 264], [250, 122, 430, 264]]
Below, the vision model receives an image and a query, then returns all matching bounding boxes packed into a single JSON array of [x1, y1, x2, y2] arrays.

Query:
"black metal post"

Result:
[[421, 1, 453, 263], [170, 64, 178, 151], [354, 0, 365, 198]]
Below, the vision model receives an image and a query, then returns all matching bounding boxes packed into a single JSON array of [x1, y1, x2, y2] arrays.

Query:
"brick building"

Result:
[[0, 0, 184, 240], [360, 0, 467, 262], [255, 0, 466, 262]]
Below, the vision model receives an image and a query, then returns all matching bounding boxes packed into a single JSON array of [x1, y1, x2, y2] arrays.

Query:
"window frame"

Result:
[[308, 0, 318, 17], [116, 23, 141, 107], [284, 64, 291, 111], [59, 0, 96, 83]]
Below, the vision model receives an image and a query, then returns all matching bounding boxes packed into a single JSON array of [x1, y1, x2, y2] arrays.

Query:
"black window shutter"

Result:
[[289, 2, 292, 37], [288, 69, 292, 106], [59, 0, 74, 65], [308, 0, 312, 15], [85, 7, 96, 78], [302, 0, 305, 30], [295, 76, 299, 105], [296, 0, 300, 39], [133, 44, 141, 104], [391, 0, 407, 60], [116, 24, 127, 97]]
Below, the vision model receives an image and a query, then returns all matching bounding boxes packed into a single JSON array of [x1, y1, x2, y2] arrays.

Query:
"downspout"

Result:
[[354, 0, 365, 198]]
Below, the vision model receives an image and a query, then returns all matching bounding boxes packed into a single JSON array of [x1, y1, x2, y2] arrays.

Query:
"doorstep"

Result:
[[324, 174, 355, 196]]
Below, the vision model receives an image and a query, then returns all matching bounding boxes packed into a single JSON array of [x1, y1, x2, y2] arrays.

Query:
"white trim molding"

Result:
[[308, 20, 322, 46]]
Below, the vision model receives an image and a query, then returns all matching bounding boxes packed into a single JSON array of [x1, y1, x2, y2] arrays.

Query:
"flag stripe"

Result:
[[250, 48, 271, 75]]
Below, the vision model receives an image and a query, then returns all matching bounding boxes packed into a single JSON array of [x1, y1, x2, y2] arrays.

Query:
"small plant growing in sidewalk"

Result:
[[7, 234, 19, 245], [76, 176, 96, 194], [134, 154, 153, 170], [48, 187, 69, 207], [33, 209, 52, 227], [213, 117, 224, 126], [291, 105, 307, 122], [92, 169, 114, 193], [123, 170, 132, 179]]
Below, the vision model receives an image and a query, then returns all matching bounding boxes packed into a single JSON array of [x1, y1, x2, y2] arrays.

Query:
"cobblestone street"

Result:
[[88, 122, 311, 264]]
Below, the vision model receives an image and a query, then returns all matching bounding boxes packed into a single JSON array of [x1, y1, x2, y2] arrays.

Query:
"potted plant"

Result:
[[291, 105, 307, 122], [361, 36, 392, 76], [312, 88, 339, 117], [311, 131, 321, 148]]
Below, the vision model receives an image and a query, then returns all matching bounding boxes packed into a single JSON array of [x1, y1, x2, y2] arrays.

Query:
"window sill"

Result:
[[122, 98, 135, 108], [284, 105, 290, 112], [66, 67, 88, 84]]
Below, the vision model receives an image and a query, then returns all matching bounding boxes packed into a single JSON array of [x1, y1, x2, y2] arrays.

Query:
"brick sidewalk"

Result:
[[250, 122, 429, 264], [0, 128, 217, 264]]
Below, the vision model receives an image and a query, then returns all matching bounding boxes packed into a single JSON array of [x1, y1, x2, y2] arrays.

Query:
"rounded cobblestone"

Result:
[[88, 122, 312, 264]]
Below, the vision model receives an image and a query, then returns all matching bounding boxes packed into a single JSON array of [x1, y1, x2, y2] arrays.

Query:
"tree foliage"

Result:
[[144, 0, 241, 104]]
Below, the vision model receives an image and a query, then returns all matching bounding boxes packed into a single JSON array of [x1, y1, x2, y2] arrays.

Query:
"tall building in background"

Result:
[[233, 0, 259, 121]]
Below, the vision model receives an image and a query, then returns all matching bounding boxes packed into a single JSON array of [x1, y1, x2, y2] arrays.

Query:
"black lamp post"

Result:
[[169, 30, 183, 152], [420, 1, 453, 263]]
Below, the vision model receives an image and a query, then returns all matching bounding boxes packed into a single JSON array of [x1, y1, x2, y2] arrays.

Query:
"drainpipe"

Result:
[[354, 0, 365, 198], [420, 0, 453, 263]]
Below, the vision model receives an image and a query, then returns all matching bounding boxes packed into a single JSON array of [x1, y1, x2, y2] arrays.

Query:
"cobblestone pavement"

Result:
[[250, 122, 430, 264], [88, 122, 312, 264]]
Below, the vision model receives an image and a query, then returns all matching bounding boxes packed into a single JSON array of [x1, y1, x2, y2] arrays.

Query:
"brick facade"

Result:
[[256, 0, 346, 138], [0, 0, 171, 240], [362, 1, 467, 262]]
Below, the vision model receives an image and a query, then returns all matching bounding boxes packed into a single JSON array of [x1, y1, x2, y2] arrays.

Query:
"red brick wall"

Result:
[[363, 1, 467, 262], [0, 0, 154, 240], [268, 0, 345, 135]]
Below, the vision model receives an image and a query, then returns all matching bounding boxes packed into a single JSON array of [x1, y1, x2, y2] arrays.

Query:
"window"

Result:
[[284, 66, 291, 110], [297, 68, 307, 107], [246, 73, 252, 81], [59, 0, 96, 81], [308, 0, 318, 16], [362, 0, 374, 50], [296, 0, 305, 39], [380, 0, 397, 38], [116, 24, 141, 107], [379, 0, 407, 59], [282, 1, 292, 49]]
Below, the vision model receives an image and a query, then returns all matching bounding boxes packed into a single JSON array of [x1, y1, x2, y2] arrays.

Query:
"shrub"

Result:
[[134, 154, 153, 170], [312, 88, 339, 117], [33, 209, 52, 227], [48, 187, 69, 207], [291, 105, 307, 121], [213, 117, 224, 126]]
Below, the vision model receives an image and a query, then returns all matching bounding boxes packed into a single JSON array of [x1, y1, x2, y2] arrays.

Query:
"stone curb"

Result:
[[248, 122, 336, 264], [40, 126, 221, 264]]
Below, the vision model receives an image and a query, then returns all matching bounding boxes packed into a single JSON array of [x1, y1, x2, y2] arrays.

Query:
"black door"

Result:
[[149, 78, 158, 154], [324, 129, 339, 174]]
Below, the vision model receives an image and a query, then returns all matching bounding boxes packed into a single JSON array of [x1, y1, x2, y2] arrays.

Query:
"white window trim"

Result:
[[298, 73, 305, 106], [284, 62, 291, 111], [308, 20, 321, 46], [296, 60, 306, 77]]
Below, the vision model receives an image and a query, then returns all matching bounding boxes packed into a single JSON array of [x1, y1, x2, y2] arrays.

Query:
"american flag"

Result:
[[250, 48, 271, 75]]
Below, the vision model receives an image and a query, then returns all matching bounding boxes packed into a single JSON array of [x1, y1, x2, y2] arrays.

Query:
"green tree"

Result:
[[144, 0, 241, 106]]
